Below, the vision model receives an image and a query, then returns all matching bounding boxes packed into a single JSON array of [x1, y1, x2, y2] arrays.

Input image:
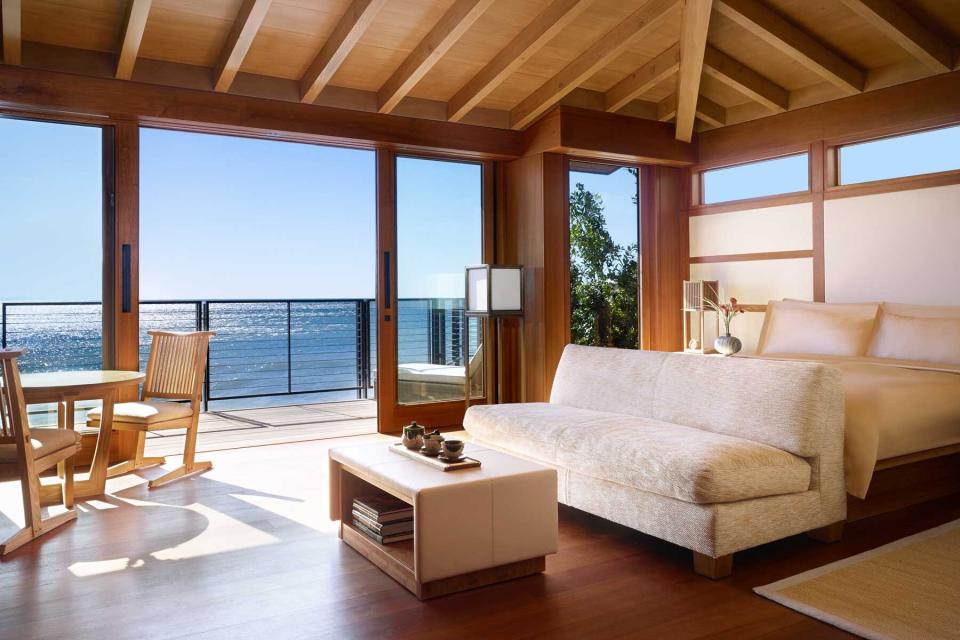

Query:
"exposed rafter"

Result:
[[116, 0, 153, 80], [658, 93, 726, 127], [300, 0, 387, 104], [675, 0, 712, 141], [511, 0, 677, 130], [378, 0, 495, 114], [448, 0, 593, 122], [214, 0, 273, 93], [604, 43, 679, 113], [702, 45, 788, 112], [840, 0, 951, 72], [716, 0, 864, 95], [1, 0, 21, 66]]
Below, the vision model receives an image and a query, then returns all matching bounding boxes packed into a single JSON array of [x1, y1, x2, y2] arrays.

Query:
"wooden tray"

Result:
[[389, 443, 481, 471]]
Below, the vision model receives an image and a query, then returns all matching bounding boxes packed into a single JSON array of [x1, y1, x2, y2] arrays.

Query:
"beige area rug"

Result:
[[755, 519, 960, 640]]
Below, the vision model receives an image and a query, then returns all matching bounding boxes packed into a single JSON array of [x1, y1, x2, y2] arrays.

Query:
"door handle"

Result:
[[383, 250, 392, 314]]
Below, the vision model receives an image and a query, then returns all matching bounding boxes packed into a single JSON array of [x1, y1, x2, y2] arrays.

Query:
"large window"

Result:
[[568, 162, 640, 349], [0, 117, 104, 374], [702, 153, 809, 204], [140, 128, 376, 408], [839, 124, 960, 185], [395, 157, 483, 404]]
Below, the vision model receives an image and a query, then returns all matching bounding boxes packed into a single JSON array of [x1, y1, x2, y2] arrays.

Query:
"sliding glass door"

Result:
[[377, 152, 488, 430], [0, 116, 106, 425]]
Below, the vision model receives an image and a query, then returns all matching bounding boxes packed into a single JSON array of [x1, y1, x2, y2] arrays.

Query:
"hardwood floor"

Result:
[[1, 434, 957, 640]]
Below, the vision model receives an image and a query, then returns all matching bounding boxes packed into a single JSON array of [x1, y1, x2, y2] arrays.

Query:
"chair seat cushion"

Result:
[[87, 400, 194, 427], [0, 427, 82, 465], [464, 404, 811, 504]]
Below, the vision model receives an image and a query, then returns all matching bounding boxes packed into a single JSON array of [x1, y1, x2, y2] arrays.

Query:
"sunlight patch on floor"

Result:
[[69, 557, 144, 577], [148, 502, 279, 561]]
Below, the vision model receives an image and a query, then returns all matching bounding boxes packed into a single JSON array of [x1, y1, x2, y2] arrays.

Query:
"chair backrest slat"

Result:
[[0, 351, 32, 452], [143, 331, 214, 401]]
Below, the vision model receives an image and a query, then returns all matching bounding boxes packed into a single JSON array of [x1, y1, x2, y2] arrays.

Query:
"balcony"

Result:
[[1, 298, 481, 445]]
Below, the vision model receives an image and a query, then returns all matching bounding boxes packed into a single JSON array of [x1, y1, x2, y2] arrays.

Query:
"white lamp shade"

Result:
[[465, 265, 523, 316]]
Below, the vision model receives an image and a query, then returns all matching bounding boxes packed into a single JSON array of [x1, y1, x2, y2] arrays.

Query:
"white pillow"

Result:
[[757, 300, 879, 357], [868, 312, 960, 365]]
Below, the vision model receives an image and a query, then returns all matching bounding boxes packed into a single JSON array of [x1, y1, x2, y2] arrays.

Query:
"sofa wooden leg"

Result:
[[808, 521, 845, 543], [692, 552, 733, 579]]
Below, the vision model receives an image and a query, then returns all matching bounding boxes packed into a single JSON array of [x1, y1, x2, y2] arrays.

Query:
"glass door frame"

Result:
[[566, 159, 643, 350], [375, 149, 495, 433]]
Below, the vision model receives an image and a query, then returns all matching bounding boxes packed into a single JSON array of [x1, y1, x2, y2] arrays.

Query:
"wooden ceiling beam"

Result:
[[702, 44, 788, 112], [716, 0, 864, 95], [300, 0, 386, 104], [675, 0, 713, 142], [511, 0, 677, 130], [657, 93, 726, 127], [693, 94, 725, 127], [448, 0, 593, 122], [839, 0, 952, 73], [378, 0, 495, 114], [1, 0, 21, 66], [214, 0, 273, 93], [604, 43, 679, 113], [116, 0, 152, 80]]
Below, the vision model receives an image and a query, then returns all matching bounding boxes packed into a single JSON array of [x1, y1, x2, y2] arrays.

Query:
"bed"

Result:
[[745, 300, 960, 503]]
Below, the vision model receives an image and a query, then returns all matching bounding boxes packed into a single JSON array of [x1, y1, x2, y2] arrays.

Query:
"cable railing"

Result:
[[1, 297, 479, 410]]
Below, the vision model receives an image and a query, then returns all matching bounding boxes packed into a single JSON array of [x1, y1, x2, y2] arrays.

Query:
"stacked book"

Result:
[[352, 494, 414, 544]]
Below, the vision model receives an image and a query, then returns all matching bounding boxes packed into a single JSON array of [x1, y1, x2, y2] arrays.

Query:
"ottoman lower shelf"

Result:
[[341, 519, 544, 599]]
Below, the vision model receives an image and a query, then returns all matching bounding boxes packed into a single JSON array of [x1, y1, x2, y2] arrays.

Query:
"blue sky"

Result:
[[0, 118, 103, 301], [4, 116, 956, 302]]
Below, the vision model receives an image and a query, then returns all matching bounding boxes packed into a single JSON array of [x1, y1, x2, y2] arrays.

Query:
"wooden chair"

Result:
[[0, 349, 82, 556], [87, 331, 215, 489]]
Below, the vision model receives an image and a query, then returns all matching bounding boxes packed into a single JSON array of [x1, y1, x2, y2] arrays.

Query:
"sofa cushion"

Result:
[[550, 345, 842, 457], [462, 402, 614, 465], [465, 404, 811, 504]]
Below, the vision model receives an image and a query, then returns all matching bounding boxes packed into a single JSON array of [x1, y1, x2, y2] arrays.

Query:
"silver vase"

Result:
[[714, 334, 742, 356]]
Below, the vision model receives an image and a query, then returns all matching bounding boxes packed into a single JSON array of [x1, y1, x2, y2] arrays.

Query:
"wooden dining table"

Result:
[[21, 370, 145, 503]]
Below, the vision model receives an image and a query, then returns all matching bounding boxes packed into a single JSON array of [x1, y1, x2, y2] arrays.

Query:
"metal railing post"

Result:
[[202, 301, 210, 412], [287, 301, 293, 395], [1, 303, 6, 349]]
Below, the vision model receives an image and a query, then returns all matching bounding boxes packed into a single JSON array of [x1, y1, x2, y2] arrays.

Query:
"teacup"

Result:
[[441, 439, 464, 460], [422, 433, 444, 457]]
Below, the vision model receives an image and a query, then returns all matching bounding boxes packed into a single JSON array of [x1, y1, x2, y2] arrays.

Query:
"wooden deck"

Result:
[[0, 434, 957, 639], [144, 400, 377, 456]]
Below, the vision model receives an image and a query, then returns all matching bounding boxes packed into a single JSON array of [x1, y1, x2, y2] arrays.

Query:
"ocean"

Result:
[[1, 298, 480, 409]]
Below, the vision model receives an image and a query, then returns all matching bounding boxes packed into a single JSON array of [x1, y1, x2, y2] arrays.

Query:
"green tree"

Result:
[[569, 180, 638, 349]]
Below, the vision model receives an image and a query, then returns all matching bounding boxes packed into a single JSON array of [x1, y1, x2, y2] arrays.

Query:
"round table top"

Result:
[[20, 370, 145, 393]]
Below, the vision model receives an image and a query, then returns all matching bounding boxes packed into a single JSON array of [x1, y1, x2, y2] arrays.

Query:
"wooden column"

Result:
[[103, 121, 141, 461], [640, 165, 687, 352], [502, 152, 569, 403]]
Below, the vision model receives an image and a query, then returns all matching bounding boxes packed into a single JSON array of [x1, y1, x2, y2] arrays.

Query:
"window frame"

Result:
[[830, 122, 960, 189], [696, 151, 812, 207]]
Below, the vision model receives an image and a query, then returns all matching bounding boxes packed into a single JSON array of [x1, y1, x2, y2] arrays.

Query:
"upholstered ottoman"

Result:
[[329, 441, 558, 599]]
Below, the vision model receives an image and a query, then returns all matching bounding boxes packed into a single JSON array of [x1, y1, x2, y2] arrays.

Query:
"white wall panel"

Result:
[[824, 184, 960, 304], [689, 203, 813, 257], [691, 258, 814, 304]]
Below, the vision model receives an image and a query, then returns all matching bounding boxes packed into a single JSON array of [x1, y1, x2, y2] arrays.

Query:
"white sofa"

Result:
[[463, 345, 846, 578]]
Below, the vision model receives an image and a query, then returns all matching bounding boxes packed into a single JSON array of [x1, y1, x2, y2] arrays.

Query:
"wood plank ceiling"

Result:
[[1, 0, 958, 141]]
